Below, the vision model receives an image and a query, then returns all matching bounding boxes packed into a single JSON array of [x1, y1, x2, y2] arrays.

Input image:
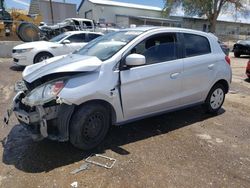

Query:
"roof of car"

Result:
[[122, 26, 213, 37], [64, 31, 103, 35]]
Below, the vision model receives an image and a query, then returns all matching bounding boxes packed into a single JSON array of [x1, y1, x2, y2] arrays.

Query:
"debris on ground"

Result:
[[229, 90, 239, 94], [70, 181, 78, 188], [70, 163, 90, 174], [85, 154, 116, 169]]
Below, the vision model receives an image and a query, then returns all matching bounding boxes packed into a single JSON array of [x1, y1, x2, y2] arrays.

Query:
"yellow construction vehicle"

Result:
[[0, 0, 42, 42]]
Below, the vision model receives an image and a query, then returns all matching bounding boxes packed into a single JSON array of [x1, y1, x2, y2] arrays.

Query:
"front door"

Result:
[[120, 33, 183, 120], [57, 34, 87, 55]]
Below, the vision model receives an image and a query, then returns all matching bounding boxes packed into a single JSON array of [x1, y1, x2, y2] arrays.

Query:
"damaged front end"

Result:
[[4, 55, 102, 142], [4, 78, 75, 142]]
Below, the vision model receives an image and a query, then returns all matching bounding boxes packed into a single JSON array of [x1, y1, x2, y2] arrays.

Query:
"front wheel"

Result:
[[203, 83, 226, 114], [70, 103, 110, 150], [34, 52, 53, 63]]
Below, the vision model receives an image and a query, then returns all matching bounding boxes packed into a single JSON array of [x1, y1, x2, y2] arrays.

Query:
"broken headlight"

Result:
[[22, 80, 65, 107]]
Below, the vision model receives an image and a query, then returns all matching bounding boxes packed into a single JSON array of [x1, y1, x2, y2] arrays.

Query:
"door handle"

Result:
[[170, 72, 180, 79], [208, 64, 215, 70]]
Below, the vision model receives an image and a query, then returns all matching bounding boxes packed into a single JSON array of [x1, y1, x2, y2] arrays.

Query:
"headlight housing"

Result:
[[22, 80, 65, 107], [14, 48, 33, 53]]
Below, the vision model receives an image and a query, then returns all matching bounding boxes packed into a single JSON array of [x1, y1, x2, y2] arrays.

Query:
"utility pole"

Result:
[[49, 0, 54, 24]]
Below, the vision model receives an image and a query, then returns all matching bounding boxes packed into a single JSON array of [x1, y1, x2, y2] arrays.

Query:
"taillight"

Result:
[[225, 56, 231, 65], [247, 60, 250, 69]]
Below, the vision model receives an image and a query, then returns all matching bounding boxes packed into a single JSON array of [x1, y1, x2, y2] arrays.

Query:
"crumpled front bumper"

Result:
[[7, 91, 75, 142]]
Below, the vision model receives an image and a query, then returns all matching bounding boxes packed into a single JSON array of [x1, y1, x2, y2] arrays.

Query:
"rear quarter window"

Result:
[[183, 33, 211, 57]]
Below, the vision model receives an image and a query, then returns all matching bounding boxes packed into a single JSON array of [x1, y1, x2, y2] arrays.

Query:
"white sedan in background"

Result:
[[12, 31, 103, 66]]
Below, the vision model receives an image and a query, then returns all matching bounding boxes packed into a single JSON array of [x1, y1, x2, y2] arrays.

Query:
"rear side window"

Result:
[[183, 33, 211, 57], [87, 34, 102, 42]]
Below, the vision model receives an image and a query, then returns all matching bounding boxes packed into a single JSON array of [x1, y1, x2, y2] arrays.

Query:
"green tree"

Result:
[[164, 0, 244, 33]]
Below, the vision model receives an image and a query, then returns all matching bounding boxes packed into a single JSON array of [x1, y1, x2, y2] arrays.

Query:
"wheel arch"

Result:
[[33, 51, 54, 63], [205, 79, 229, 101], [213, 79, 229, 94], [75, 99, 117, 125]]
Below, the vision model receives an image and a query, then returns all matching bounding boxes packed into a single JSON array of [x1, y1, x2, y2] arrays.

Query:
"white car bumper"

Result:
[[12, 53, 33, 66]]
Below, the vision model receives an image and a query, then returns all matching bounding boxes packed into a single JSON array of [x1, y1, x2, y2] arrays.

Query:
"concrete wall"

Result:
[[0, 41, 23, 58]]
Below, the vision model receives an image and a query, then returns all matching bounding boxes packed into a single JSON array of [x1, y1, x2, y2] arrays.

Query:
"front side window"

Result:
[[75, 30, 143, 61], [129, 33, 178, 65], [184, 33, 211, 57], [49, 33, 69, 42]]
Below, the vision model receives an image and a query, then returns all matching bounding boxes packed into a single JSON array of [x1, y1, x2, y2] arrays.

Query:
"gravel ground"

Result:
[[0, 53, 249, 188]]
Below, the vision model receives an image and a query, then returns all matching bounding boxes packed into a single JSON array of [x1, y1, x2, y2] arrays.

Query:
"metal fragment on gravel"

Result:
[[85, 154, 116, 169], [70, 163, 90, 174]]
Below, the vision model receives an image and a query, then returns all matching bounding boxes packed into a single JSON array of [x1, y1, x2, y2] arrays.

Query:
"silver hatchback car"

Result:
[[5, 27, 232, 150]]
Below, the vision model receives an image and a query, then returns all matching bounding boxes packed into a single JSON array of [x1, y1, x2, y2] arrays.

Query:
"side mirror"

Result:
[[125, 54, 146, 67], [62, 39, 70, 44]]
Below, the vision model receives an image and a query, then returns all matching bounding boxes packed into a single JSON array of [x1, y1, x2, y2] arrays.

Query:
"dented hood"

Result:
[[23, 54, 103, 83]]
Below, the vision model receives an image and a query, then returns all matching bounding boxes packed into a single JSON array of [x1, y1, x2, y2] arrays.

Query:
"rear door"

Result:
[[181, 33, 216, 105], [120, 32, 183, 120]]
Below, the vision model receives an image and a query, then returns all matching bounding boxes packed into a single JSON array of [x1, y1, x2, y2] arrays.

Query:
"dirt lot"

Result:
[[0, 54, 249, 188]]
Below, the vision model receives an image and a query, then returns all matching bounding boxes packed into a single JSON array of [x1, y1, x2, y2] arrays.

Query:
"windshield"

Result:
[[75, 30, 143, 61], [49, 33, 69, 42]]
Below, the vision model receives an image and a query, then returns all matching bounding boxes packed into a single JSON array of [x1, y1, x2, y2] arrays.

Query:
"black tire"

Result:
[[17, 23, 40, 42], [234, 51, 241, 58], [70, 103, 110, 150], [34, 52, 53, 63], [203, 83, 226, 114]]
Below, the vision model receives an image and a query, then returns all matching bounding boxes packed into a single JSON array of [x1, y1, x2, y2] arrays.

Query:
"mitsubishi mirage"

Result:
[[5, 27, 232, 150]]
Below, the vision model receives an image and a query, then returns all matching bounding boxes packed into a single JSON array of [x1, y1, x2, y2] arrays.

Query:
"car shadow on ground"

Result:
[[2, 105, 225, 173], [9, 65, 25, 71]]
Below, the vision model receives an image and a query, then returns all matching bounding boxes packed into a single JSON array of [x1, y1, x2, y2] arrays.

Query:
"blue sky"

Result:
[[6, 0, 165, 10]]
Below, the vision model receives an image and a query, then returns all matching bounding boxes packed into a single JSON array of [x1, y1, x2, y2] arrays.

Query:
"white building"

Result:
[[77, 0, 180, 28]]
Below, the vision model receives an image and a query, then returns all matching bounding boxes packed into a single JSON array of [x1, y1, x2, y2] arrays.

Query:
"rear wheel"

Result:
[[34, 52, 53, 63], [234, 51, 241, 58], [203, 83, 226, 114], [70, 103, 110, 150]]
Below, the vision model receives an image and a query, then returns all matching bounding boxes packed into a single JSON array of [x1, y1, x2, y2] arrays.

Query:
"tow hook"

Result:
[[36, 106, 48, 138]]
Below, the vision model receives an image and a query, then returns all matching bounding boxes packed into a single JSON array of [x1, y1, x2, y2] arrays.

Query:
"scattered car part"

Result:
[[70, 181, 78, 188], [85, 154, 116, 169], [70, 163, 90, 174]]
